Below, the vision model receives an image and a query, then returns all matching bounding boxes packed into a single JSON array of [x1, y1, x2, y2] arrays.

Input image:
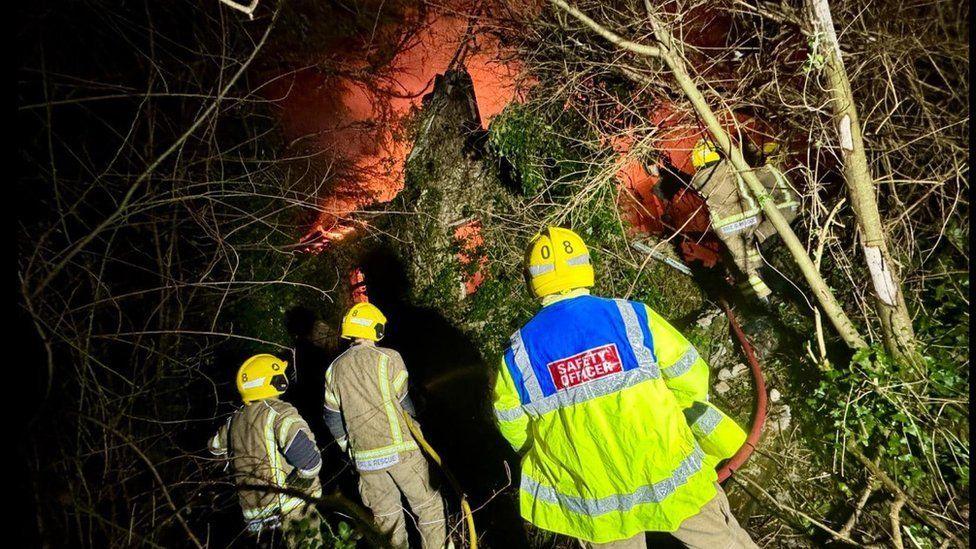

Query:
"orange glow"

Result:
[[270, 9, 521, 252], [349, 267, 370, 304], [454, 220, 487, 295]]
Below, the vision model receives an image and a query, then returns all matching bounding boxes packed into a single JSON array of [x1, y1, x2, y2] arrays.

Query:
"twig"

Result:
[[734, 474, 860, 545], [30, 3, 282, 300], [890, 494, 906, 549], [217, 0, 260, 19]]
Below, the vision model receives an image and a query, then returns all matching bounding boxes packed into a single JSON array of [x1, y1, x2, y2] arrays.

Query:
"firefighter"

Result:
[[323, 302, 448, 549], [209, 354, 324, 547], [689, 139, 799, 301], [492, 226, 756, 548]]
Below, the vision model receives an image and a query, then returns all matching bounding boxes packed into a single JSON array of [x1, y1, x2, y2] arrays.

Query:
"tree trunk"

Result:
[[807, 0, 922, 367]]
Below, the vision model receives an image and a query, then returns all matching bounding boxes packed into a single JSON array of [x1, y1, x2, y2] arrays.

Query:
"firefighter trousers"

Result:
[[358, 450, 448, 548]]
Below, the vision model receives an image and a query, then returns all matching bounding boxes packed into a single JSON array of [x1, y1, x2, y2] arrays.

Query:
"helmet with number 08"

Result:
[[525, 226, 595, 298], [236, 354, 290, 404]]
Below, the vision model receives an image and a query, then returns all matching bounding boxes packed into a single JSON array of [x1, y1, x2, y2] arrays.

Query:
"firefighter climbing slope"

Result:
[[209, 354, 324, 547], [323, 302, 448, 549], [689, 139, 800, 301], [493, 226, 755, 548]]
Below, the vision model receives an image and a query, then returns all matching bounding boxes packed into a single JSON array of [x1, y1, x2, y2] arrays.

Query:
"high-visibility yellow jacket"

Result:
[[492, 290, 724, 543]]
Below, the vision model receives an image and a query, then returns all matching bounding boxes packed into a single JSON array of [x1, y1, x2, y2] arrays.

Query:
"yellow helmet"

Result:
[[340, 302, 387, 341], [762, 141, 780, 155], [525, 226, 594, 298], [236, 354, 289, 404], [691, 139, 721, 170]]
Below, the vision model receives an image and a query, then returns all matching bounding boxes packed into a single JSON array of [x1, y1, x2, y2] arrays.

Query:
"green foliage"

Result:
[[224, 251, 342, 354], [809, 345, 969, 493], [322, 520, 358, 549], [488, 103, 566, 195]]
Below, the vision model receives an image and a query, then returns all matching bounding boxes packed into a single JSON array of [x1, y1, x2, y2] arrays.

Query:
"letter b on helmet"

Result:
[[340, 302, 387, 341], [237, 354, 289, 404]]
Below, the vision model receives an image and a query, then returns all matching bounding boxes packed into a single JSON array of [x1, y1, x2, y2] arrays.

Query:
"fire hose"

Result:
[[716, 297, 767, 483], [630, 241, 767, 482]]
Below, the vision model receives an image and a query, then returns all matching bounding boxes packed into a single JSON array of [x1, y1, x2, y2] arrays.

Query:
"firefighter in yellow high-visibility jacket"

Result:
[[492, 226, 756, 548]]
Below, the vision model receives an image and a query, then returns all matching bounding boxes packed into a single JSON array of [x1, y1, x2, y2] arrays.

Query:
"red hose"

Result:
[[716, 298, 768, 483]]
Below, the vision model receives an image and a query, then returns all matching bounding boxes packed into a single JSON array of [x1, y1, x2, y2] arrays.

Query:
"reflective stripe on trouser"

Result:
[[358, 451, 447, 549], [718, 225, 771, 299], [738, 274, 771, 299], [521, 445, 706, 517]]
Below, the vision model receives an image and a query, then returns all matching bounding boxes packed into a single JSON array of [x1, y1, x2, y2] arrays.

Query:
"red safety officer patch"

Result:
[[547, 344, 623, 390]]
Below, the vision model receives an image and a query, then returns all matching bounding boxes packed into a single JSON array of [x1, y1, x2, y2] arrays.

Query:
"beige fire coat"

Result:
[[323, 342, 420, 472], [690, 160, 799, 298], [209, 398, 323, 522]]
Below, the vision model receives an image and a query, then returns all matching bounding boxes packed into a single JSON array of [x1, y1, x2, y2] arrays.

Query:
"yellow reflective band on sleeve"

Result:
[[393, 371, 408, 393], [277, 416, 298, 444], [324, 390, 340, 410], [662, 346, 699, 379], [209, 434, 224, 454], [690, 407, 723, 437]]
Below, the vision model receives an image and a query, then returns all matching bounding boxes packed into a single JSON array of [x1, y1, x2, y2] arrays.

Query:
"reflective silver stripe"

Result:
[[662, 347, 699, 379], [613, 299, 659, 378], [692, 407, 723, 436], [494, 407, 526, 422], [565, 254, 590, 266], [356, 453, 401, 471], [511, 331, 544, 401], [528, 264, 555, 276], [521, 446, 706, 516], [718, 216, 760, 234], [522, 365, 657, 416]]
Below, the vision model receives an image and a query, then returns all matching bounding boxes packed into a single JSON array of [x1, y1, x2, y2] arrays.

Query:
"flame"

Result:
[[268, 8, 520, 252], [454, 220, 487, 295], [272, 3, 778, 278]]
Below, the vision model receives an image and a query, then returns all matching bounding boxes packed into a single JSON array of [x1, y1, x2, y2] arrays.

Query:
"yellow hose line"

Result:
[[400, 411, 478, 549]]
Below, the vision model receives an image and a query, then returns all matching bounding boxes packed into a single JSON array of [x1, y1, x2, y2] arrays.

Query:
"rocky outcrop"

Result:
[[390, 68, 518, 328]]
